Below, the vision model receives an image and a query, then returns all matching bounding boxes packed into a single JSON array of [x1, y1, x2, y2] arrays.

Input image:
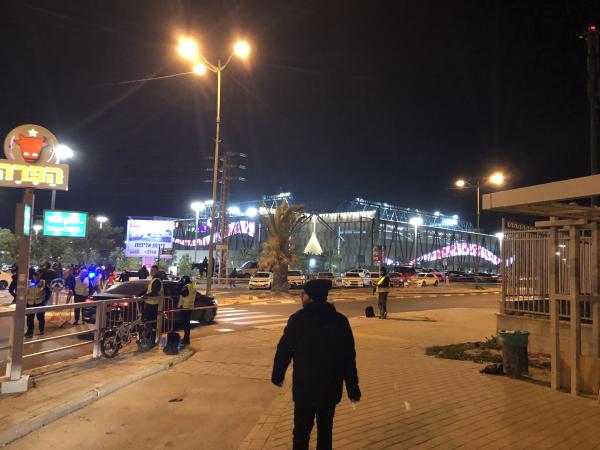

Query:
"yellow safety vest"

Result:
[[376, 276, 390, 294], [145, 277, 164, 305], [180, 283, 195, 309], [27, 280, 46, 306]]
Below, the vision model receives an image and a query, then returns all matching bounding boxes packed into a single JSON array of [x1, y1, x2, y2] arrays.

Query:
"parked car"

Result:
[[409, 273, 440, 287], [388, 272, 406, 287], [0, 270, 12, 290], [249, 271, 273, 290], [393, 266, 417, 281], [342, 272, 365, 288], [346, 268, 371, 286], [83, 280, 217, 326], [287, 270, 306, 289], [237, 261, 259, 278], [317, 272, 340, 288]]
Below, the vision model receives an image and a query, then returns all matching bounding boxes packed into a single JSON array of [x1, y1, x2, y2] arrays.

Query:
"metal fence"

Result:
[[502, 228, 595, 323], [1, 296, 217, 384]]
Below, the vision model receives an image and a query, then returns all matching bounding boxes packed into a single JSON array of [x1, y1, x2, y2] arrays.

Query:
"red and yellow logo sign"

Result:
[[1, 124, 69, 190]]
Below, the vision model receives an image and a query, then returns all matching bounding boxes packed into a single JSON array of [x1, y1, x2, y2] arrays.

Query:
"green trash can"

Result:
[[499, 330, 529, 377]]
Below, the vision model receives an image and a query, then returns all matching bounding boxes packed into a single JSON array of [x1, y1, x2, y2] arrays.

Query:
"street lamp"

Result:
[[32, 223, 43, 237], [177, 36, 252, 295], [409, 216, 423, 266], [96, 216, 108, 229], [454, 172, 505, 231], [190, 201, 206, 264], [51, 144, 74, 209]]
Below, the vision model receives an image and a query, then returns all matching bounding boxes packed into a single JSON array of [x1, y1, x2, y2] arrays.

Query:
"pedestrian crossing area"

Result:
[[216, 307, 289, 329]]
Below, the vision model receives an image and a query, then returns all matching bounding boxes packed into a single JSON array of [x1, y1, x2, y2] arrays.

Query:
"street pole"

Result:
[[476, 180, 480, 231], [587, 25, 600, 205], [9, 188, 34, 383], [206, 61, 222, 295], [194, 210, 199, 264], [475, 180, 481, 280], [50, 189, 56, 210]]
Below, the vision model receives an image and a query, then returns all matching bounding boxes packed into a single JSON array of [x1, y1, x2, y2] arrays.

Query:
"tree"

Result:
[[110, 247, 140, 271], [0, 228, 18, 264], [177, 254, 193, 277], [259, 200, 304, 294]]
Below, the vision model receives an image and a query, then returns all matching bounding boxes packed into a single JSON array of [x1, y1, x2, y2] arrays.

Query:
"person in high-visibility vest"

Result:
[[178, 276, 195, 345], [25, 272, 47, 337], [375, 267, 391, 319], [143, 265, 163, 343]]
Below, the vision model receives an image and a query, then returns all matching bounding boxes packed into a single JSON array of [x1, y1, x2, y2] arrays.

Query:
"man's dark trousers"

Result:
[[181, 309, 192, 343], [142, 303, 159, 342], [293, 403, 336, 450]]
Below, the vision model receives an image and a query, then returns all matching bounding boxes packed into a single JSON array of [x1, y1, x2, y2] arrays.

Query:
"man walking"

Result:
[[143, 265, 163, 343], [272, 279, 361, 450], [375, 267, 391, 319]]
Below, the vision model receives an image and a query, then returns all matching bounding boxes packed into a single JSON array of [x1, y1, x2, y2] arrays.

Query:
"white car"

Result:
[[287, 270, 306, 289], [342, 272, 365, 288], [410, 273, 439, 287], [249, 271, 273, 290], [346, 268, 371, 286]]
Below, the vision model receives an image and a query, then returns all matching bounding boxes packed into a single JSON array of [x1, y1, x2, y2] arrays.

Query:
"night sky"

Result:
[[1, 0, 599, 232]]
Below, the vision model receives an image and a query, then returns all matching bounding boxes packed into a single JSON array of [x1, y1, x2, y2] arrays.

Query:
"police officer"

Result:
[[178, 275, 195, 345], [144, 265, 163, 343], [25, 272, 47, 337], [375, 267, 391, 319]]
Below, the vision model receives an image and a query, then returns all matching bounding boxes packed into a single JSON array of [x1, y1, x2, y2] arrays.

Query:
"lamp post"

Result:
[[32, 223, 43, 237], [455, 172, 504, 276], [50, 144, 74, 210], [96, 216, 108, 229], [409, 216, 423, 266], [190, 201, 205, 264], [177, 36, 251, 295]]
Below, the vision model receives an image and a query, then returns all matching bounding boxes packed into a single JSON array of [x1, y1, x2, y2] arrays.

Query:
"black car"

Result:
[[83, 280, 217, 326]]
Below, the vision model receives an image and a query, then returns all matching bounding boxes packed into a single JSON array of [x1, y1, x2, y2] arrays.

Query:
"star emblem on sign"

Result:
[[27, 128, 39, 137]]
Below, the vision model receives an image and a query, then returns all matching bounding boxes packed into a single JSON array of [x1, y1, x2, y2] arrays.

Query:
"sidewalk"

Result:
[[0, 344, 193, 446], [240, 308, 600, 449]]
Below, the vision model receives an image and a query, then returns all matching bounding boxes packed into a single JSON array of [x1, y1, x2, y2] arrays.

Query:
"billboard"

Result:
[[43, 210, 87, 238], [125, 219, 174, 257]]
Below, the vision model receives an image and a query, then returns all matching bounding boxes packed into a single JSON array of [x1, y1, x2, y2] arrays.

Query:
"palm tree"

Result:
[[259, 199, 304, 293]]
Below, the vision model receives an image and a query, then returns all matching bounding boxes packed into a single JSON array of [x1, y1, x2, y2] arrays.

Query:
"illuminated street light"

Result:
[[96, 216, 108, 229], [233, 40, 251, 59], [228, 206, 241, 216], [178, 36, 199, 61], [32, 223, 43, 237], [495, 232, 504, 241], [246, 207, 258, 218], [177, 34, 253, 295], [51, 145, 74, 210], [193, 63, 207, 75], [489, 172, 505, 186], [455, 179, 466, 188], [190, 201, 205, 213]]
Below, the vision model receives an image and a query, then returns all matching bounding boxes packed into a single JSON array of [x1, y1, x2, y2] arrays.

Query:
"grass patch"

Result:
[[425, 336, 502, 364]]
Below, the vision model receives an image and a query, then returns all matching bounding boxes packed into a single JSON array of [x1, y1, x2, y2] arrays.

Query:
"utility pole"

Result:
[[218, 152, 230, 281], [587, 24, 600, 205]]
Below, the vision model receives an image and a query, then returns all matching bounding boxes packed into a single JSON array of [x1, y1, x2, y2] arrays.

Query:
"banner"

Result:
[[125, 219, 174, 257]]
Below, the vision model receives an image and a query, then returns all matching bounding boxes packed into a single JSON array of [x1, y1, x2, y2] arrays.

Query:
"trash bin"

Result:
[[499, 330, 529, 377]]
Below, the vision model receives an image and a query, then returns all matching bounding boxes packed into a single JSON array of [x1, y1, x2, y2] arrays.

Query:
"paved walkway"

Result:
[[240, 309, 600, 450]]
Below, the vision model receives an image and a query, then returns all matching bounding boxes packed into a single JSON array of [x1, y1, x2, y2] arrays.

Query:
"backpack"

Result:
[[365, 306, 375, 318], [163, 331, 181, 355]]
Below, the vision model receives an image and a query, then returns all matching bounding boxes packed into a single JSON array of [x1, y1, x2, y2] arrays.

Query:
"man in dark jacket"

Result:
[[272, 279, 361, 450]]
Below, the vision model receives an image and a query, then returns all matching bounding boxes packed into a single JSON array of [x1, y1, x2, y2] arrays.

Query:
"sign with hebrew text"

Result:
[[1, 124, 69, 190]]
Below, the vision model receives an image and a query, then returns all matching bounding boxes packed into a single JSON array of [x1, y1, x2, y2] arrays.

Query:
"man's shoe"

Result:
[[73, 321, 79, 325], [24, 332, 33, 338], [38, 330, 44, 335]]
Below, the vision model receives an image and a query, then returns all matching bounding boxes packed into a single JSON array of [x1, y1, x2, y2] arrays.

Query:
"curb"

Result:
[[0, 349, 195, 447]]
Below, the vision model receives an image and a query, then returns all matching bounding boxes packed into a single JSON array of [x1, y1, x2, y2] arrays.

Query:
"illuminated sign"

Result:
[[43, 210, 87, 238], [1, 124, 69, 190], [174, 220, 255, 247], [410, 243, 501, 266], [125, 219, 175, 257], [23, 204, 31, 235]]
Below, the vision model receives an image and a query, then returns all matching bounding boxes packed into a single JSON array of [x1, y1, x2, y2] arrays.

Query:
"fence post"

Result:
[[93, 302, 106, 359], [569, 226, 581, 396], [549, 227, 561, 390]]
